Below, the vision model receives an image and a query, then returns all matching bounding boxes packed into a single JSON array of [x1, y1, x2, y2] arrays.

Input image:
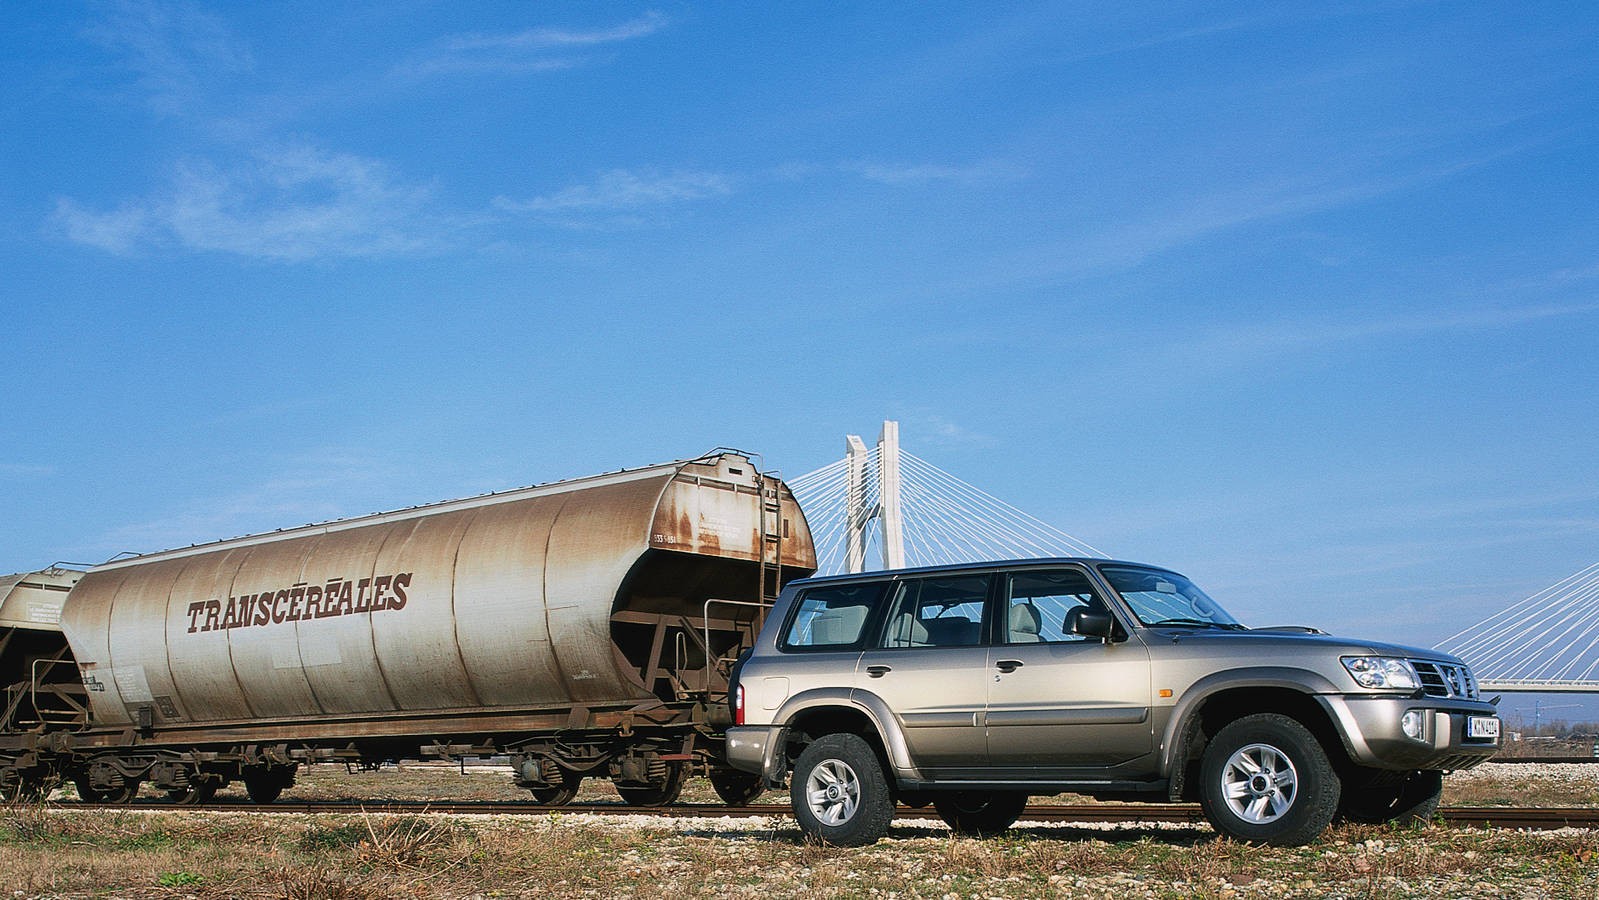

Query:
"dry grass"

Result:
[[1442, 763, 1599, 807], [8, 762, 1599, 897], [4, 800, 1599, 899]]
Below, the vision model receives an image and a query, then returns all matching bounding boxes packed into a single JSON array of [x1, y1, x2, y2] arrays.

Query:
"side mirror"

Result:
[[1066, 608, 1120, 641]]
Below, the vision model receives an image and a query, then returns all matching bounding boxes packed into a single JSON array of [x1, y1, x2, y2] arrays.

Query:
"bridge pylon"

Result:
[[789, 421, 1103, 576], [844, 422, 905, 573]]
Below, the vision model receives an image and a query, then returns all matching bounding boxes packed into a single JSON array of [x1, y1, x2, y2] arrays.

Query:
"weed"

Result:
[[276, 865, 387, 900], [157, 870, 202, 887], [0, 798, 58, 845], [299, 821, 371, 853]]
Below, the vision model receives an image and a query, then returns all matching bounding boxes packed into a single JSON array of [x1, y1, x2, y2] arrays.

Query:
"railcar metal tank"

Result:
[[0, 567, 80, 633], [58, 452, 814, 740]]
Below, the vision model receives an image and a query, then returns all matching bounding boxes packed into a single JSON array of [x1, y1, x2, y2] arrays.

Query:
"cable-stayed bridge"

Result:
[[790, 421, 1599, 695], [1435, 564, 1599, 693], [787, 422, 1104, 576]]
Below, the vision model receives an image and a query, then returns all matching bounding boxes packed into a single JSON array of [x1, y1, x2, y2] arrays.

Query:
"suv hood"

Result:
[[1150, 626, 1467, 665]]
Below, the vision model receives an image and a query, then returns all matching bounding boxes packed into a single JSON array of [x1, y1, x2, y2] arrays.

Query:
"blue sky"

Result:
[[3, 2, 1598, 716]]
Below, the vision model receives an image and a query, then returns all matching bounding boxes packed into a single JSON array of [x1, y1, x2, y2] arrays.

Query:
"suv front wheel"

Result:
[[790, 734, 894, 846], [1198, 713, 1339, 846]]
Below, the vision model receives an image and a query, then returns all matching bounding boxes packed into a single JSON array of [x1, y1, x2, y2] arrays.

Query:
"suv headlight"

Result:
[[1341, 656, 1421, 691]]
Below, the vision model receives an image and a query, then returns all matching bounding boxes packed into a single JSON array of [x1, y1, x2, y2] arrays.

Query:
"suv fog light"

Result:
[[1401, 709, 1424, 741]]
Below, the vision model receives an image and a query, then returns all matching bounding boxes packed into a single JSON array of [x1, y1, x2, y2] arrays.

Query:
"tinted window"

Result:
[[881, 574, 991, 648], [782, 583, 887, 650]]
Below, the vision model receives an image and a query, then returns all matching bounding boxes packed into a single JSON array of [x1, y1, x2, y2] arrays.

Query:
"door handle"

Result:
[[866, 664, 892, 678], [995, 659, 1024, 674]]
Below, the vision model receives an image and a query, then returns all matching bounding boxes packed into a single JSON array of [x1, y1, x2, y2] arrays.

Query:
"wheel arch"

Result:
[[772, 688, 912, 779], [1162, 669, 1347, 802]]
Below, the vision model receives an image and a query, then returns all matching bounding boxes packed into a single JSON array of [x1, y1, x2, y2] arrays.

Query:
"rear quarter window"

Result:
[[781, 583, 888, 651]]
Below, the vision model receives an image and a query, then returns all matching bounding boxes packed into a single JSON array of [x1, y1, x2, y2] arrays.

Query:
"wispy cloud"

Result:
[[1094, 301, 1599, 404], [905, 414, 999, 450], [0, 463, 55, 480], [86, 0, 253, 117], [844, 161, 1019, 186], [400, 12, 667, 79], [494, 168, 731, 227], [1171, 302, 1599, 371], [96, 448, 413, 557], [52, 145, 447, 260], [974, 130, 1559, 293]]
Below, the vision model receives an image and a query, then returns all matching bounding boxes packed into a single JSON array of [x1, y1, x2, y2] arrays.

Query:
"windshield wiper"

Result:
[[1150, 618, 1246, 630]]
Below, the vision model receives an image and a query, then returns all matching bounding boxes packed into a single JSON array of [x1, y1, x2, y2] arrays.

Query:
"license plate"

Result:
[[1467, 716, 1500, 739]]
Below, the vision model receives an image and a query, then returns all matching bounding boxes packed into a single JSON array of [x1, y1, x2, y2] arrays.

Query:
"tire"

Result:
[[1198, 713, 1339, 846], [616, 761, 688, 807], [709, 770, 765, 806], [529, 774, 582, 806], [789, 734, 894, 847], [933, 791, 1029, 837], [1338, 769, 1442, 825]]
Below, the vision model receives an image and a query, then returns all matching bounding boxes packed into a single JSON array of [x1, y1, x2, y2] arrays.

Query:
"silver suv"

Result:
[[725, 558, 1501, 846]]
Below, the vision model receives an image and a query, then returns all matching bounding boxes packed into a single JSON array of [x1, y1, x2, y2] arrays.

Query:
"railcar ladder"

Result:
[[698, 473, 786, 697], [757, 475, 784, 605]]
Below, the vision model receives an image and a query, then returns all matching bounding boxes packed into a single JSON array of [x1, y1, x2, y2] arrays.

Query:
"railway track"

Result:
[[51, 799, 1599, 831]]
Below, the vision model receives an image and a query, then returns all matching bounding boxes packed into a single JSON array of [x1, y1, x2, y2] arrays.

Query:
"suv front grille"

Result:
[[1412, 661, 1479, 699]]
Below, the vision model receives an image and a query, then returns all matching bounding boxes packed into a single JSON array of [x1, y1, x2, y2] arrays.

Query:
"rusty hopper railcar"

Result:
[[0, 452, 814, 806]]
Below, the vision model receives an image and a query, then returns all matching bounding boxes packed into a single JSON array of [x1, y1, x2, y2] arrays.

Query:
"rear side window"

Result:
[[781, 583, 887, 651], [881, 574, 991, 649]]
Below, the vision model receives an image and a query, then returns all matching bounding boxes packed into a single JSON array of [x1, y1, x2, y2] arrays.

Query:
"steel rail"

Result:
[[1481, 756, 1599, 764], [48, 800, 1599, 830]]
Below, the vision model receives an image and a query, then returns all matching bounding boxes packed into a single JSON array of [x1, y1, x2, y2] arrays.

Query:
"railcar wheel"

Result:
[[709, 770, 764, 806], [615, 761, 688, 807], [166, 782, 219, 805], [933, 791, 1029, 836], [102, 779, 141, 804], [528, 774, 582, 806], [73, 776, 107, 803], [1199, 713, 1339, 846], [1338, 769, 1442, 825], [246, 779, 282, 804], [789, 734, 893, 847], [0, 768, 49, 802]]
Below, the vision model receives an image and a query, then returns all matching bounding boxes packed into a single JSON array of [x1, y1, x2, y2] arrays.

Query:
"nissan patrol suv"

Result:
[[725, 558, 1500, 846]]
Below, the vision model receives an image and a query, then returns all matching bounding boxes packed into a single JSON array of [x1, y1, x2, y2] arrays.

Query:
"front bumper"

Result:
[[725, 725, 785, 784], [1324, 695, 1501, 770]]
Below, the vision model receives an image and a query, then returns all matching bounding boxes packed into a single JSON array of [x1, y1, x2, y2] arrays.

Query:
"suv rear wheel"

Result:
[[790, 734, 893, 846], [1199, 713, 1339, 846], [933, 791, 1029, 836]]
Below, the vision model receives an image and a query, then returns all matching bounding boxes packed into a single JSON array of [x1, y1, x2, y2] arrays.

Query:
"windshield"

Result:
[[1098, 565, 1242, 629]]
